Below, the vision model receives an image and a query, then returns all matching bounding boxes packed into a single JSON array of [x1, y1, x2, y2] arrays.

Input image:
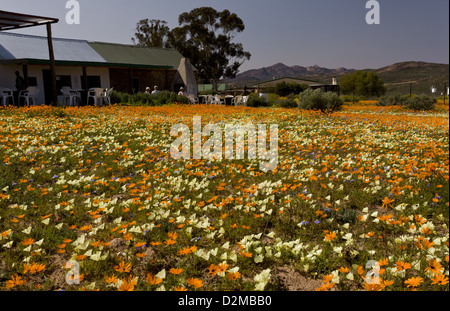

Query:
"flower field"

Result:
[[0, 103, 448, 291]]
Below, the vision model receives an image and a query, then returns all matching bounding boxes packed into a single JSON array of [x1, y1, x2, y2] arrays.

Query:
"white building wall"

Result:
[[0, 64, 110, 105]]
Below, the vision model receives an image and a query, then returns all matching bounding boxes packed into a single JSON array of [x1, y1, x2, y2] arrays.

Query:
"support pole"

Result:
[[22, 63, 29, 89], [46, 22, 58, 106]]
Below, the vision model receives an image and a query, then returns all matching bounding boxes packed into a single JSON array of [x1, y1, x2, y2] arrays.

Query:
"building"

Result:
[[309, 77, 340, 95], [0, 32, 197, 105]]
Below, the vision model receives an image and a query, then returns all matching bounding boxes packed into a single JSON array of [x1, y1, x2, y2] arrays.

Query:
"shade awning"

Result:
[[0, 10, 58, 31]]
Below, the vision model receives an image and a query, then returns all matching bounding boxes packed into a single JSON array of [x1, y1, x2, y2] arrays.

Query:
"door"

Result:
[[43, 70, 73, 105]]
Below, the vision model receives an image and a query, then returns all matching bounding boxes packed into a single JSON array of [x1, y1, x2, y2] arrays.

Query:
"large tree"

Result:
[[340, 71, 386, 99], [132, 19, 171, 48], [167, 7, 251, 91]]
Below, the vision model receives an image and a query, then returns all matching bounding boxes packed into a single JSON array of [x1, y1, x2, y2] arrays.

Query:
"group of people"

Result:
[[145, 85, 186, 96]]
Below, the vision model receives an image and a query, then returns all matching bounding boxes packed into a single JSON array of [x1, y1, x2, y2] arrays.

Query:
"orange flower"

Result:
[[338, 267, 349, 273], [23, 262, 45, 274], [324, 231, 337, 242], [167, 232, 178, 240], [1, 229, 12, 237], [218, 263, 229, 274], [227, 271, 241, 280], [79, 224, 92, 231], [169, 268, 184, 275], [404, 277, 423, 288], [164, 239, 176, 246], [5, 274, 25, 289], [395, 261, 411, 272], [174, 286, 188, 291], [119, 276, 137, 291], [105, 274, 118, 284], [187, 278, 203, 289], [208, 264, 220, 275], [424, 259, 443, 276], [381, 197, 394, 209], [431, 274, 449, 286], [22, 238, 35, 246], [114, 261, 132, 273], [146, 273, 163, 285]]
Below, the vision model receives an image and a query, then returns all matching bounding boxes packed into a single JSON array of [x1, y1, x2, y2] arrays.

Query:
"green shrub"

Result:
[[404, 94, 436, 111], [268, 93, 280, 105], [246, 93, 269, 107], [376, 94, 408, 106], [340, 94, 360, 103], [274, 94, 298, 108], [298, 89, 343, 112], [110, 90, 189, 106]]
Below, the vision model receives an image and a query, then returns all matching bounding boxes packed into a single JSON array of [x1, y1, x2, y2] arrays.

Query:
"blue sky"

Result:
[[2, 0, 449, 71]]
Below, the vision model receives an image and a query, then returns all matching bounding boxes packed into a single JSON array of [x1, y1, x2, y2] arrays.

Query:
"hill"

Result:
[[225, 61, 449, 96]]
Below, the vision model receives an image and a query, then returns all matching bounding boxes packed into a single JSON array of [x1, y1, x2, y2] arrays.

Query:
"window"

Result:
[[27, 77, 37, 87], [81, 75, 101, 89], [56, 75, 72, 94]]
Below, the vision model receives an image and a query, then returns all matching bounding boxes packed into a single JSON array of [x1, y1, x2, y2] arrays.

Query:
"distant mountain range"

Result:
[[225, 61, 449, 95]]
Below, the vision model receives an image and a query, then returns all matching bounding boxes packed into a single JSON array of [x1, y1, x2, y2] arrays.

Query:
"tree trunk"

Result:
[[46, 23, 58, 106]]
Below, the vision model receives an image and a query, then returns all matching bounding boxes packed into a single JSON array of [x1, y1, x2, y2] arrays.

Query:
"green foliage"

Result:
[[111, 90, 189, 106], [274, 81, 309, 97], [404, 94, 437, 111], [167, 7, 251, 91], [340, 94, 360, 103], [132, 19, 171, 48], [376, 94, 408, 106], [376, 93, 436, 110], [340, 71, 386, 98], [246, 93, 268, 107], [298, 89, 344, 112], [273, 94, 298, 108]]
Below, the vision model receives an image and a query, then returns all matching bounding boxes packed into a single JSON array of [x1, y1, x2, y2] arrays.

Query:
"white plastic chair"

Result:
[[234, 95, 243, 106], [61, 86, 81, 107], [206, 95, 214, 105], [214, 95, 224, 105], [19, 87, 39, 107], [242, 96, 248, 107], [186, 94, 198, 105], [101, 87, 113, 106], [225, 95, 234, 106], [0, 88, 14, 107], [87, 88, 104, 106]]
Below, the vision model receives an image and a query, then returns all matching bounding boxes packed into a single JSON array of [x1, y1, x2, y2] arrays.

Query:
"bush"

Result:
[[246, 93, 269, 107], [404, 94, 436, 111], [376, 94, 408, 106], [110, 90, 189, 106], [268, 93, 280, 106], [298, 89, 343, 112], [340, 94, 360, 104], [273, 94, 298, 108]]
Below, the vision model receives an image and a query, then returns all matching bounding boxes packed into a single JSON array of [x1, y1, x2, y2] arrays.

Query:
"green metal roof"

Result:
[[88, 42, 194, 70]]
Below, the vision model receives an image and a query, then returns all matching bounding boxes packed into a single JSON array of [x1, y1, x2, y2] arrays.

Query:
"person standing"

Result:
[[178, 87, 185, 96]]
